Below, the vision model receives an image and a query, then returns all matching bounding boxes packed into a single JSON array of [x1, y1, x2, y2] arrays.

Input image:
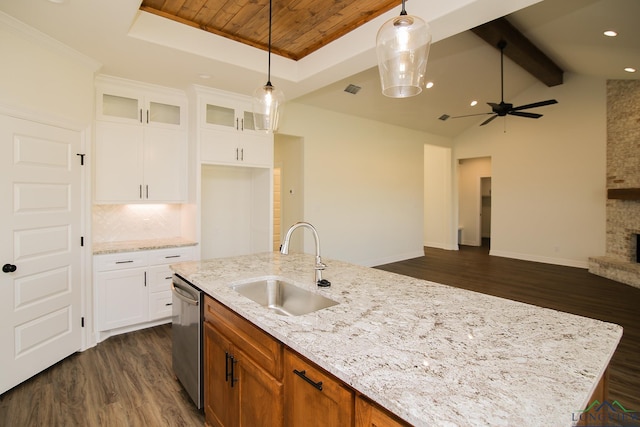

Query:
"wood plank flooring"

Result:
[[1, 245, 638, 425], [376, 243, 640, 412], [0, 324, 204, 427]]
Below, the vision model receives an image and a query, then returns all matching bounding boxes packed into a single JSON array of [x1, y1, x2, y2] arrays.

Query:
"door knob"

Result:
[[2, 264, 17, 273]]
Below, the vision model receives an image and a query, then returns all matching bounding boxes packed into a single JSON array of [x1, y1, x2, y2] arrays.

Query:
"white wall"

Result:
[[424, 144, 457, 250], [453, 73, 607, 267], [279, 103, 432, 266], [0, 14, 97, 124]]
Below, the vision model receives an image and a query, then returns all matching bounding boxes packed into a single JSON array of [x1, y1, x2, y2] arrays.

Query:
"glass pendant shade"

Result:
[[376, 13, 431, 98], [253, 82, 284, 132]]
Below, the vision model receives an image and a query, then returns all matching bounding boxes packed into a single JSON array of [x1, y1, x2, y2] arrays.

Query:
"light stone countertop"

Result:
[[93, 237, 197, 254], [171, 252, 622, 427]]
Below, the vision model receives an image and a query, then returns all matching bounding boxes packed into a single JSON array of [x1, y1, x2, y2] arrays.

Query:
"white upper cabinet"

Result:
[[96, 76, 186, 129], [94, 76, 188, 203], [192, 86, 273, 167]]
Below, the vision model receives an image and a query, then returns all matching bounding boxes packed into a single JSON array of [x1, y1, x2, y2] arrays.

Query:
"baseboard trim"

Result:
[[489, 249, 589, 269]]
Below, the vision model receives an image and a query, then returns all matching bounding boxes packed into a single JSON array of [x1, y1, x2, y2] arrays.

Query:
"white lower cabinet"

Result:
[[94, 246, 194, 333]]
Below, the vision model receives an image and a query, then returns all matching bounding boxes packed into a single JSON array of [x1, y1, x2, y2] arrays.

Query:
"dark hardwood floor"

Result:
[[376, 243, 640, 412], [0, 324, 204, 427], [1, 245, 638, 425]]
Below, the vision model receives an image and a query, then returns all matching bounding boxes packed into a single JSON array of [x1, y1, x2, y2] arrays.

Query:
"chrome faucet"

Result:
[[280, 222, 330, 287]]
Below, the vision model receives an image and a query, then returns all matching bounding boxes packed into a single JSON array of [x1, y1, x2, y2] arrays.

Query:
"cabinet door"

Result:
[[96, 268, 148, 331], [95, 121, 144, 202], [146, 99, 184, 129], [204, 322, 236, 427], [240, 132, 273, 167], [143, 127, 186, 201], [235, 348, 284, 427], [97, 91, 143, 124], [284, 349, 354, 427], [200, 128, 272, 167]]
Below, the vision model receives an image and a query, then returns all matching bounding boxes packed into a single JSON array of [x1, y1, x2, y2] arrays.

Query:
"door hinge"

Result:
[[81, 317, 85, 327], [81, 236, 84, 246], [76, 153, 86, 165]]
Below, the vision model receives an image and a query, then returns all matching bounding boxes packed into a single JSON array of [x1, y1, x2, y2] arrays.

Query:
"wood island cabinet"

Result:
[[203, 296, 283, 427], [202, 295, 411, 427]]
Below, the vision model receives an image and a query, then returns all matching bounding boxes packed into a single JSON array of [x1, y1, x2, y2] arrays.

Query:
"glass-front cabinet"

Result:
[[96, 76, 186, 129], [201, 92, 259, 133]]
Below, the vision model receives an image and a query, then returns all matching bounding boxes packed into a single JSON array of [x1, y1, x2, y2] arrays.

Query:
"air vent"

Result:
[[439, 114, 450, 121], [344, 84, 361, 95]]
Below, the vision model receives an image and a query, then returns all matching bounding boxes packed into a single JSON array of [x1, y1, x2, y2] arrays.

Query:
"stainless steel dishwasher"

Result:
[[171, 274, 203, 409]]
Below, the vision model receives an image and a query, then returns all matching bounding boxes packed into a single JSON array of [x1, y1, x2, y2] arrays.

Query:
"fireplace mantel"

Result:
[[607, 188, 640, 201]]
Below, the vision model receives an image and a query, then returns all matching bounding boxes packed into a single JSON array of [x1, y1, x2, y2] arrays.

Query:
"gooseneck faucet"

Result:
[[280, 222, 330, 287]]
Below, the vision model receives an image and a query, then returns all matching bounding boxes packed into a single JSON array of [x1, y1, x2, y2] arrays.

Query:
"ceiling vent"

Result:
[[344, 84, 362, 95]]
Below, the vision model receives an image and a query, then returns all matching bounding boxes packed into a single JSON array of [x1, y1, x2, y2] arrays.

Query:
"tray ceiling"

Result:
[[140, 0, 401, 60]]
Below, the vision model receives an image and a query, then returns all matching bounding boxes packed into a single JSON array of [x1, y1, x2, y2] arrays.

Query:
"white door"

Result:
[[0, 115, 83, 394]]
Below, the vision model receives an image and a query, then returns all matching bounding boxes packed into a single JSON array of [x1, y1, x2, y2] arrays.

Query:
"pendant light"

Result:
[[252, 0, 284, 132], [376, 0, 431, 98]]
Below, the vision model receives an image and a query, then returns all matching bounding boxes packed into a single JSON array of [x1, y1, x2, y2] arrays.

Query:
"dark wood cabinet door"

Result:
[[283, 349, 353, 427], [204, 321, 236, 427], [235, 349, 284, 427]]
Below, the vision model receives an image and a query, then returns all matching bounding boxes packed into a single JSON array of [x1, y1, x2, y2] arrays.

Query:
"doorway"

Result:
[[480, 177, 492, 248], [457, 156, 491, 248], [0, 114, 83, 394], [274, 135, 304, 252]]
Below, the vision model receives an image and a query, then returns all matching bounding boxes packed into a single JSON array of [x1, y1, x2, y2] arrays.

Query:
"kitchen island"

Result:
[[171, 252, 622, 426]]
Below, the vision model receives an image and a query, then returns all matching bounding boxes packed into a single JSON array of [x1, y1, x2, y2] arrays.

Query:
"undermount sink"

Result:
[[232, 279, 338, 316]]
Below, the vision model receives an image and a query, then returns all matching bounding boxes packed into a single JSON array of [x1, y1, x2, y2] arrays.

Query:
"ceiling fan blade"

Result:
[[511, 99, 558, 111], [449, 112, 494, 119], [509, 111, 542, 119], [480, 115, 498, 126]]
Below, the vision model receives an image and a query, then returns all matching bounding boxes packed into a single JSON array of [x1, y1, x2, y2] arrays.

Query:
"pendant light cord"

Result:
[[267, 0, 273, 86], [400, 0, 407, 16]]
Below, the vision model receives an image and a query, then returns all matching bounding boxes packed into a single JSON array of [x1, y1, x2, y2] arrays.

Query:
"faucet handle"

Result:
[[317, 279, 331, 287]]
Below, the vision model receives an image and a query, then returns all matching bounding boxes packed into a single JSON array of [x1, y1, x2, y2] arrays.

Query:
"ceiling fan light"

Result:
[[376, 6, 431, 98], [253, 82, 284, 132]]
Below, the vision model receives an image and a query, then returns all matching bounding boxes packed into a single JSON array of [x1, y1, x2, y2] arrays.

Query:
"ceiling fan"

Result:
[[446, 40, 558, 126]]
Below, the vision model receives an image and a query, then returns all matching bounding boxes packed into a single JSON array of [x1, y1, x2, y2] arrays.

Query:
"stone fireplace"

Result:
[[588, 80, 640, 289]]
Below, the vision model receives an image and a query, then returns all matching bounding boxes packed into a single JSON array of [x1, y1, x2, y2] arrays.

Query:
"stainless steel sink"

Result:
[[232, 279, 338, 316]]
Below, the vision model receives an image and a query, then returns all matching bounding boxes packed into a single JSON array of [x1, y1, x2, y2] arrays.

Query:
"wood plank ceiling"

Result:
[[140, 0, 401, 61]]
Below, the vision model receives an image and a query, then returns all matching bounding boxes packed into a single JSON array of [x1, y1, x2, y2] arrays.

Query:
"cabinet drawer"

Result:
[[204, 295, 282, 379], [94, 251, 148, 272], [148, 246, 194, 266], [149, 290, 173, 320], [148, 265, 173, 292]]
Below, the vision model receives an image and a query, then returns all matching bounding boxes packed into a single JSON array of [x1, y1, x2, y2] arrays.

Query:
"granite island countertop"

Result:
[[171, 252, 622, 427]]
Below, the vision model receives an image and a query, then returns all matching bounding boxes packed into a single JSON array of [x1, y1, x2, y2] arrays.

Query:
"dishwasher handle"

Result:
[[171, 281, 200, 306]]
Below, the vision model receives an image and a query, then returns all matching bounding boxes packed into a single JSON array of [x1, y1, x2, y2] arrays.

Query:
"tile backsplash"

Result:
[[93, 204, 183, 243]]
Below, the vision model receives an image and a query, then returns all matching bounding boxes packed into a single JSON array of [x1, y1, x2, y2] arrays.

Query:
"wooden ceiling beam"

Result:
[[471, 17, 564, 87]]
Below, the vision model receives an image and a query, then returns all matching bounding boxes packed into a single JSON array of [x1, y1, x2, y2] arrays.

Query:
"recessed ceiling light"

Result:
[[198, 74, 211, 79], [470, 100, 478, 107], [426, 82, 434, 89], [48, 0, 66, 3], [624, 67, 637, 73], [603, 30, 618, 37]]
